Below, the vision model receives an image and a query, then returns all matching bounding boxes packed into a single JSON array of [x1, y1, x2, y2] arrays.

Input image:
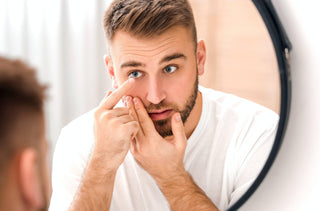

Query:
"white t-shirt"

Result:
[[49, 86, 279, 211]]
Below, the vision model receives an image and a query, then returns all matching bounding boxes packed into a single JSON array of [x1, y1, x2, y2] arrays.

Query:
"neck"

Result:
[[1, 157, 35, 211], [0, 180, 27, 211], [184, 90, 202, 139]]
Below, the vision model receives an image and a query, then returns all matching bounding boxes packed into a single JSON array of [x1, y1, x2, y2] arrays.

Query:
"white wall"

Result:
[[0, 0, 112, 154], [240, 0, 320, 210]]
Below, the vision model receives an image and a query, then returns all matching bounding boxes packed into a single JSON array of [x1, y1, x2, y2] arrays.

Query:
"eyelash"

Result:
[[128, 71, 143, 79], [163, 65, 178, 73], [127, 65, 179, 79]]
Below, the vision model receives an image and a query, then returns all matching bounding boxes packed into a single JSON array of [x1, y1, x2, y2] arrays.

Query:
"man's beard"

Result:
[[146, 76, 199, 137]]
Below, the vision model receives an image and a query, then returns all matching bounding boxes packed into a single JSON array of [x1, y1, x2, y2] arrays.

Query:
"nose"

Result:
[[146, 77, 166, 105]]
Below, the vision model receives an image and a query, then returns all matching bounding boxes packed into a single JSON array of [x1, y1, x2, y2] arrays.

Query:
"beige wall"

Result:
[[190, 0, 280, 114]]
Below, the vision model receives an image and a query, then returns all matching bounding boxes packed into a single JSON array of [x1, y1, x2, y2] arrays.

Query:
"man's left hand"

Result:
[[126, 96, 188, 182]]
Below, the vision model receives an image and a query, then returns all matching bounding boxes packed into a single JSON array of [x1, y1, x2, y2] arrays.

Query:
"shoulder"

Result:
[[62, 108, 96, 134], [200, 87, 278, 157], [199, 86, 279, 125], [51, 108, 97, 176], [54, 108, 97, 153]]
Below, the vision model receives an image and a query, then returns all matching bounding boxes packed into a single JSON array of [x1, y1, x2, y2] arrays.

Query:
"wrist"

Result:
[[154, 167, 189, 188], [154, 170, 219, 211], [87, 149, 119, 179]]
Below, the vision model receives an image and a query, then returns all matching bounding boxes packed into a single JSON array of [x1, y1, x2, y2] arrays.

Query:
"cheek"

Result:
[[126, 83, 145, 98], [164, 76, 194, 103]]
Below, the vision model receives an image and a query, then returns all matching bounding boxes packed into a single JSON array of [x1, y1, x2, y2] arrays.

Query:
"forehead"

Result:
[[109, 26, 195, 62]]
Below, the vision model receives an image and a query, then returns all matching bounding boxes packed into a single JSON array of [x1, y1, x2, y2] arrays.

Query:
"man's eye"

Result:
[[164, 65, 177, 73], [129, 71, 142, 78]]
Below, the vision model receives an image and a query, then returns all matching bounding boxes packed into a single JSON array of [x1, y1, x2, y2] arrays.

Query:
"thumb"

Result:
[[171, 113, 187, 147]]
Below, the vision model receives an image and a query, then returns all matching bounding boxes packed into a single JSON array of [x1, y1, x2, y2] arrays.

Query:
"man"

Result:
[[50, 0, 279, 210], [0, 56, 131, 211], [0, 57, 50, 211]]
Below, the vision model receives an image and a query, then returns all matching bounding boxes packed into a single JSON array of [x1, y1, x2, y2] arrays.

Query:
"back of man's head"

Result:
[[0, 56, 48, 210], [103, 0, 197, 48]]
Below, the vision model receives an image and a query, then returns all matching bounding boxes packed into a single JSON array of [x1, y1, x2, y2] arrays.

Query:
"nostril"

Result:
[[146, 95, 163, 105]]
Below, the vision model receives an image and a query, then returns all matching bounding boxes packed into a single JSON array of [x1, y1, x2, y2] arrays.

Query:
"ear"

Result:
[[18, 148, 43, 209], [196, 40, 206, 76], [104, 54, 119, 89]]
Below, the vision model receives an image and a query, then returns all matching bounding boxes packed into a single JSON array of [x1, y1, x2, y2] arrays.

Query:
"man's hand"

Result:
[[127, 96, 188, 181], [127, 96, 219, 211], [69, 78, 140, 211], [93, 78, 139, 172]]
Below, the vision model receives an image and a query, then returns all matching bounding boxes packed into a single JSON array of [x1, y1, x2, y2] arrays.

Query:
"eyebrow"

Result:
[[120, 61, 145, 69], [120, 53, 187, 69], [160, 53, 187, 64]]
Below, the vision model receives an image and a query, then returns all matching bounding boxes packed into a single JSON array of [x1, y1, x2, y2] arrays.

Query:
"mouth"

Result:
[[148, 109, 174, 121]]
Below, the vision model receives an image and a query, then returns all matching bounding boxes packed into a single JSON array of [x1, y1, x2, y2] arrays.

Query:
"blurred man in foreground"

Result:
[[0, 56, 50, 211], [0, 56, 124, 211]]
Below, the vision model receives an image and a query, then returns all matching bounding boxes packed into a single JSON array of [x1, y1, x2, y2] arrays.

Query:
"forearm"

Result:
[[156, 170, 219, 211], [68, 151, 118, 211]]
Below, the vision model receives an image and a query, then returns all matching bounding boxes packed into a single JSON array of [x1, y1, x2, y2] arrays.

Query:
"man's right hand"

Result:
[[68, 78, 138, 211], [93, 78, 138, 172]]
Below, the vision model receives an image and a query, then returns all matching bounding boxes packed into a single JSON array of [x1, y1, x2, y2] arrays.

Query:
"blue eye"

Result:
[[164, 65, 177, 73], [129, 71, 142, 79]]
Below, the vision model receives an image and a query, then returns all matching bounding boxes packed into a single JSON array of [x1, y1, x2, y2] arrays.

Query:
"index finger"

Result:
[[101, 78, 135, 109]]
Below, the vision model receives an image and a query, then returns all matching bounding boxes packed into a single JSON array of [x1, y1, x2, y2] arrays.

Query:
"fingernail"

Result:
[[133, 98, 138, 105], [128, 78, 134, 83], [175, 113, 181, 122], [127, 96, 133, 106]]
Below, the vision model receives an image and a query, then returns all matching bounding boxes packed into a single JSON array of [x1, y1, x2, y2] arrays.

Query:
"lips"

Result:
[[148, 109, 173, 121]]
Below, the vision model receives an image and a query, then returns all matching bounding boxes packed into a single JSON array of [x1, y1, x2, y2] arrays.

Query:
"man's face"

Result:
[[108, 26, 205, 137]]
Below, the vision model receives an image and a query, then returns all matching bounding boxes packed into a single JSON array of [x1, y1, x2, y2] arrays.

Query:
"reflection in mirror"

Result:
[[49, 0, 282, 211], [190, 0, 280, 114]]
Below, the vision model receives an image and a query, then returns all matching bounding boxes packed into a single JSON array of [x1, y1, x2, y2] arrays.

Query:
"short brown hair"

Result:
[[0, 56, 47, 182], [103, 0, 197, 47]]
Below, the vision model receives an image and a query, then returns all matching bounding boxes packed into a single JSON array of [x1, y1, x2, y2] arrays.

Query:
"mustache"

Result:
[[145, 101, 179, 113]]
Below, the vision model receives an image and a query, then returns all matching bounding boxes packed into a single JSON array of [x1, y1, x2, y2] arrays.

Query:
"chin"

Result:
[[153, 120, 173, 137]]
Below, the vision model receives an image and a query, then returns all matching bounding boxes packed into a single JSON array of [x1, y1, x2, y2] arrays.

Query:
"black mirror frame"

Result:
[[227, 0, 292, 210]]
